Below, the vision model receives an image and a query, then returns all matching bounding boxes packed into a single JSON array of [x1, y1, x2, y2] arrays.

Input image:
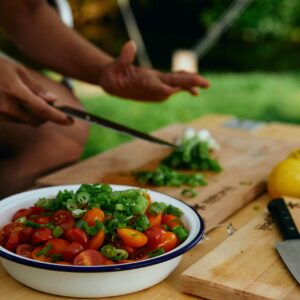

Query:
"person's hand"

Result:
[[99, 41, 210, 101], [0, 57, 72, 126]]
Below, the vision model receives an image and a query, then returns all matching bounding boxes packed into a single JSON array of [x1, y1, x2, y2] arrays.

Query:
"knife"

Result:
[[56, 105, 176, 148], [268, 198, 300, 284]]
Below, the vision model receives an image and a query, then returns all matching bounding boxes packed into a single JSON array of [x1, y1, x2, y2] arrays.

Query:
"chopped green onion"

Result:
[[52, 226, 63, 238], [115, 203, 125, 211], [71, 209, 87, 218], [76, 192, 90, 205], [135, 215, 150, 232], [35, 198, 53, 210], [148, 247, 165, 258], [148, 202, 167, 216], [41, 223, 55, 230], [15, 216, 27, 224], [101, 245, 116, 259], [36, 243, 52, 256], [113, 249, 128, 261], [181, 188, 198, 198], [165, 205, 182, 218], [24, 221, 40, 229], [172, 226, 189, 242]]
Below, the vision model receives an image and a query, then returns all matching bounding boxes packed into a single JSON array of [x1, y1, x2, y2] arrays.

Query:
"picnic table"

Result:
[[1, 114, 300, 300]]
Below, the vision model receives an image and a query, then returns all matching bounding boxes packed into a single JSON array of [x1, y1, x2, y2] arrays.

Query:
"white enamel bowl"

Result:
[[0, 185, 204, 298]]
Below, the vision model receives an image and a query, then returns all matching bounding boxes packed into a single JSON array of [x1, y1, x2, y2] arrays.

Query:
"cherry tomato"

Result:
[[5, 232, 20, 251], [45, 238, 69, 256], [62, 242, 84, 262], [73, 249, 106, 266], [117, 228, 148, 248], [3, 223, 25, 238], [16, 244, 35, 258], [54, 210, 74, 225], [145, 226, 166, 250], [82, 208, 104, 226], [157, 231, 178, 252], [12, 209, 30, 222], [0, 229, 6, 247], [29, 206, 45, 216], [88, 230, 105, 250], [147, 212, 162, 227], [31, 228, 53, 245], [19, 227, 34, 243], [162, 214, 181, 229], [35, 216, 53, 225], [59, 219, 76, 232], [65, 228, 88, 247], [31, 246, 51, 262]]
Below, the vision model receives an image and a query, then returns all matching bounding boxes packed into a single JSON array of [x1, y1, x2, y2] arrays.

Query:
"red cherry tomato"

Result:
[[29, 206, 45, 216], [35, 216, 53, 225], [0, 229, 6, 247], [65, 228, 88, 247], [147, 212, 162, 227], [88, 230, 105, 250], [62, 242, 84, 262], [117, 228, 148, 248], [59, 219, 76, 232], [16, 244, 35, 258], [82, 208, 104, 226], [31, 246, 51, 262], [45, 238, 69, 256], [161, 214, 181, 229], [157, 231, 178, 252], [31, 228, 53, 245], [12, 209, 30, 222], [145, 226, 166, 250], [54, 210, 74, 225], [19, 227, 34, 243], [5, 232, 20, 251], [73, 249, 106, 266], [3, 223, 25, 238]]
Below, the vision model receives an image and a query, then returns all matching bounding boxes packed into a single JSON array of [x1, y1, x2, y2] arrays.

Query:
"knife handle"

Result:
[[268, 198, 300, 240]]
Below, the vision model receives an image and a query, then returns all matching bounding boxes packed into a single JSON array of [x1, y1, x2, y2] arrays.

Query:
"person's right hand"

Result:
[[0, 57, 72, 126]]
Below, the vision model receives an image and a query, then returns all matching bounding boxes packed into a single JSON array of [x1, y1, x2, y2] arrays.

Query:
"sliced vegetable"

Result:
[[117, 228, 148, 248]]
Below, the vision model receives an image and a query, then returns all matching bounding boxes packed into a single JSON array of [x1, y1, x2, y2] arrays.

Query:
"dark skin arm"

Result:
[[0, 0, 210, 126]]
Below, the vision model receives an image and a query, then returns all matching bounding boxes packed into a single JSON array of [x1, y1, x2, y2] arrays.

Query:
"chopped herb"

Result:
[[149, 247, 165, 258], [24, 220, 40, 229], [52, 226, 63, 238], [36, 243, 52, 256], [181, 188, 198, 198]]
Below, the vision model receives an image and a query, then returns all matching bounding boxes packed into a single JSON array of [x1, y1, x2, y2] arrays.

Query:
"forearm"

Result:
[[0, 0, 113, 84]]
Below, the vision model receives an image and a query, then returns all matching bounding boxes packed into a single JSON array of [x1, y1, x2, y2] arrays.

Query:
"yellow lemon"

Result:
[[268, 156, 300, 198]]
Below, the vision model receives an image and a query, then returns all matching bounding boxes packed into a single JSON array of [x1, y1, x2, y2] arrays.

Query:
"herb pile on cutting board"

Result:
[[134, 128, 223, 197]]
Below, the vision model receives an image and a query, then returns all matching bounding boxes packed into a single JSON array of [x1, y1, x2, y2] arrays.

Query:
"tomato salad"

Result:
[[0, 184, 189, 266]]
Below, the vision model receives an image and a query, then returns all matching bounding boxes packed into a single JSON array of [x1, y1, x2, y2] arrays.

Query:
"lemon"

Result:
[[268, 152, 300, 198]]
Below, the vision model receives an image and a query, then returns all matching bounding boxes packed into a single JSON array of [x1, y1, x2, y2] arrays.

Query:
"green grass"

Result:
[[78, 72, 300, 158]]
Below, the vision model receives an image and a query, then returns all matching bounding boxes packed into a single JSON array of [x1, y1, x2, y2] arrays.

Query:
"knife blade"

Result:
[[268, 198, 300, 284], [56, 105, 176, 148]]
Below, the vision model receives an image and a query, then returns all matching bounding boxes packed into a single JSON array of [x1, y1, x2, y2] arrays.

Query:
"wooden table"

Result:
[[2, 114, 300, 300]]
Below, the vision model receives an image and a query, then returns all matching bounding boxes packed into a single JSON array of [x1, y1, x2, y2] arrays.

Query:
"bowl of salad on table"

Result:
[[0, 184, 204, 298]]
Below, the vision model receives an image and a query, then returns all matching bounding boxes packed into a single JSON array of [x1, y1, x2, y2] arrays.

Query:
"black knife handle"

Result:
[[268, 198, 300, 240]]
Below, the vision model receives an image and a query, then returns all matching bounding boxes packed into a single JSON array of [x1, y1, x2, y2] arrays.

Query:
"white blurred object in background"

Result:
[[172, 50, 198, 73]]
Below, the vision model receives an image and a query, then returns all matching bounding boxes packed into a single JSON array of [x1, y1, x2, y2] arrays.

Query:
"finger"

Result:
[[17, 68, 58, 104], [146, 83, 181, 101], [0, 94, 44, 126], [114, 40, 137, 72], [159, 72, 210, 89], [14, 77, 72, 125], [189, 87, 199, 95]]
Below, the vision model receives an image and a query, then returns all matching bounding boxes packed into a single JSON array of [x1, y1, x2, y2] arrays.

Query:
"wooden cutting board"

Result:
[[37, 123, 299, 231], [181, 197, 300, 300]]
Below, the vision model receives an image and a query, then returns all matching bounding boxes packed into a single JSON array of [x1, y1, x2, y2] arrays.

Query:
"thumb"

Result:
[[114, 40, 137, 71]]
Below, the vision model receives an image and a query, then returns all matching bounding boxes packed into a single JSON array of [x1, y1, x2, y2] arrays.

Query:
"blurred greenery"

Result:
[[80, 71, 300, 158]]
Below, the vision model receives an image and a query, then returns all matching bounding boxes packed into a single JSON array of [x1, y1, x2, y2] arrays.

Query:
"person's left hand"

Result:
[[99, 41, 210, 101]]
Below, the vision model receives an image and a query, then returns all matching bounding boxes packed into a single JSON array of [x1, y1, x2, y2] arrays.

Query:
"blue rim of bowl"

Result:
[[0, 189, 205, 273]]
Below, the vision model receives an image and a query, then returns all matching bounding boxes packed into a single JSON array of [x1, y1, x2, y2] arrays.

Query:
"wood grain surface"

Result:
[[2, 114, 300, 300]]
